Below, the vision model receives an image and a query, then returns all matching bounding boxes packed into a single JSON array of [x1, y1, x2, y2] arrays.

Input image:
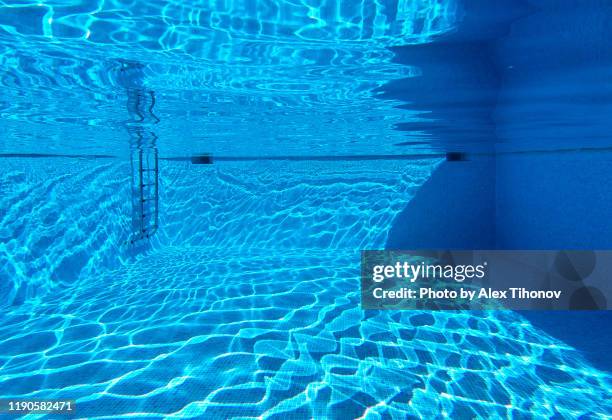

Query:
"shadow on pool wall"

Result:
[[387, 0, 612, 248], [386, 0, 612, 372]]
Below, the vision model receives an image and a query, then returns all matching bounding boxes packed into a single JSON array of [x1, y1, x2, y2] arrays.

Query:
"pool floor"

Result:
[[0, 158, 611, 418], [1, 246, 611, 418]]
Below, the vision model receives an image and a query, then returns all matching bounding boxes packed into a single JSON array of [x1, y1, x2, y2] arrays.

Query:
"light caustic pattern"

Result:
[[0, 159, 611, 419], [0, 0, 459, 157], [0, 159, 133, 306]]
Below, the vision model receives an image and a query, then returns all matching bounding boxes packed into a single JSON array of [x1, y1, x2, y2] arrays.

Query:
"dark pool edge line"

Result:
[[162, 154, 446, 162], [0, 153, 445, 161], [0, 153, 117, 159], [3, 146, 612, 161]]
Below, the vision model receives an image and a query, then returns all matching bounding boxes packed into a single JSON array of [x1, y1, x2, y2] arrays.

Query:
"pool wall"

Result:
[[496, 152, 612, 249], [0, 159, 131, 306], [494, 0, 612, 249], [0, 158, 441, 307], [388, 0, 612, 251], [156, 159, 439, 250]]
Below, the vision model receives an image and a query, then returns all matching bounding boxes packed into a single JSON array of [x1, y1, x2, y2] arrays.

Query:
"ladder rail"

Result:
[[138, 149, 145, 235], [153, 148, 159, 231]]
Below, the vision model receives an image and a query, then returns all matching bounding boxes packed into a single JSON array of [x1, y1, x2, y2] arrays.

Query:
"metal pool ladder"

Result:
[[118, 59, 160, 245], [129, 147, 159, 243]]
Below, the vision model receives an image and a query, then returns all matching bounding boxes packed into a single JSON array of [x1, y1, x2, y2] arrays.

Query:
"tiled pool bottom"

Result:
[[0, 247, 610, 419]]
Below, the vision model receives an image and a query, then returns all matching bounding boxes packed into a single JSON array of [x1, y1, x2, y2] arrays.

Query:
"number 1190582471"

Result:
[[1, 399, 75, 414]]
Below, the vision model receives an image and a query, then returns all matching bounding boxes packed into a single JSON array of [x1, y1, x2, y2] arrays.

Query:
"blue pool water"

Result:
[[1, 0, 612, 418]]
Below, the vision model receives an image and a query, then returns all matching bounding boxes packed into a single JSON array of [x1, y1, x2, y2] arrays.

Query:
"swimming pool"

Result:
[[1, 0, 611, 418]]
